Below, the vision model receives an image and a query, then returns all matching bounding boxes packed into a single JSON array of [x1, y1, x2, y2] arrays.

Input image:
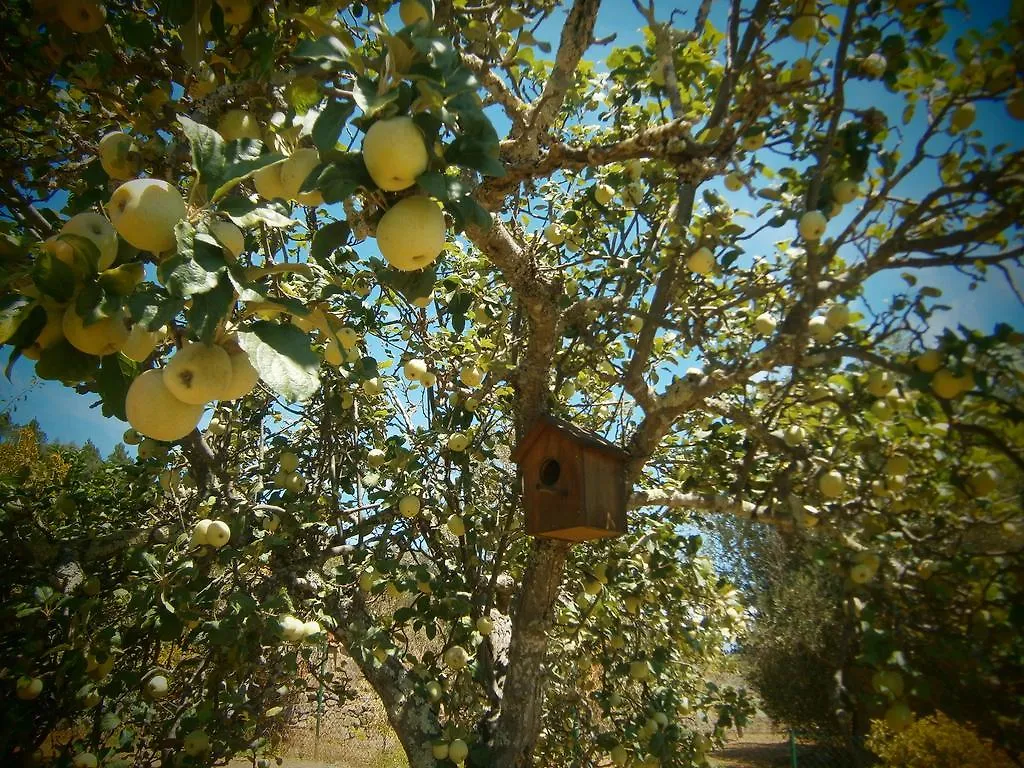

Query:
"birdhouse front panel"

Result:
[[521, 428, 584, 538], [581, 448, 627, 537]]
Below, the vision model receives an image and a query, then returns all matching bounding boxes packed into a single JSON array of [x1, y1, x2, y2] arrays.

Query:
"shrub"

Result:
[[867, 712, 1016, 768]]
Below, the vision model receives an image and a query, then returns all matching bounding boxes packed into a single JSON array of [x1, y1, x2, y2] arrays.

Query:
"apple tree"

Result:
[[1, 0, 1023, 766]]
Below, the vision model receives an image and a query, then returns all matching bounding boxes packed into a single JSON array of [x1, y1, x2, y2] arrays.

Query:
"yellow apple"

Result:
[[183, 729, 210, 757], [217, 109, 261, 141], [375, 196, 446, 271], [460, 364, 483, 387], [60, 0, 105, 33], [724, 172, 744, 192], [594, 183, 615, 205], [21, 307, 64, 360], [825, 303, 850, 330], [791, 57, 813, 81], [833, 180, 859, 204], [783, 425, 806, 447], [687, 246, 715, 275], [448, 739, 469, 763], [432, 742, 450, 760], [861, 53, 887, 78], [252, 161, 289, 201], [16, 676, 43, 700], [818, 469, 845, 498], [362, 116, 429, 191], [98, 131, 139, 180], [281, 148, 323, 204], [808, 316, 834, 343], [476, 616, 493, 635], [144, 675, 169, 700], [754, 312, 777, 335], [72, 754, 98, 768], [403, 358, 428, 381], [443, 645, 469, 670], [915, 349, 943, 373], [163, 342, 232, 404], [219, 347, 260, 400], [367, 448, 388, 467], [126, 369, 205, 441], [399, 495, 421, 517], [206, 520, 230, 547], [62, 212, 119, 271], [107, 178, 187, 253], [866, 369, 894, 398], [447, 514, 466, 536], [798, 210, 827, 241], [543, 224, 564, 245], [447, 432, 469, 452], [789, 13, 818, 43], [279, 614, 305, 641], [741, 131, 766, 151], [121, 323, 161, 362], [63, 306, 130, 356], [215, 0, 253, 26]]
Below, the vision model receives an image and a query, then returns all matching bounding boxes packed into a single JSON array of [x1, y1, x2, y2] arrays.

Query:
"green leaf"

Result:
[[32, 251, 77, 303], [212, 143, 284, 202], [36, 340, 100, 384], [159, 0, 196, 25], [159, 222, 226, 297], [313, 99, 355, 152], [351, 76, 400, 117], [317, 153, 373, 202], [446, 196, 491, 232], [310, 221, 352, 266], [188, 275, 235, 344], [94, 354, 138, 420], [177, 114, 225, 186], [218, 197, 296, 229], [416, 171, 448, 200], [0, 295, 33, 345], [56, 233, 102, 274], [445, 140, 505, 177], [378, 265, 436, 302], [237, 322, 320, 402], [293, 36, 350, 63]]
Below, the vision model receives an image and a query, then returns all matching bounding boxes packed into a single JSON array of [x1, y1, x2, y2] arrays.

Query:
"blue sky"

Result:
[[2, 0, 1020, 454]]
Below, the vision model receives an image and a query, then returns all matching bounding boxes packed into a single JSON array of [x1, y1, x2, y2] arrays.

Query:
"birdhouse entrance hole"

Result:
[[539, 458, 561, 487]]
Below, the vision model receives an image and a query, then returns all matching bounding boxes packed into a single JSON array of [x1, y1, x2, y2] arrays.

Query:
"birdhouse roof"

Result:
[[511, 414, 630, 463]]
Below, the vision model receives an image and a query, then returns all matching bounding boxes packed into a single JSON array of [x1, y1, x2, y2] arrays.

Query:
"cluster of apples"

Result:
[[125, 339, 260, 442], [190, 517, 232, 549], [279, 614, 323, 642]]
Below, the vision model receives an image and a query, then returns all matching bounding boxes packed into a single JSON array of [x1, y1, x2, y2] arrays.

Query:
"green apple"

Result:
[[262, 513, 280, 532], [253, 161, 289, 201], [687, 246, 715, 275], [63, 305, 130, 356], [126, 369, 205, 441], [969, 467, 999, 497], [98, 131, 138, 181], [367, 448, 387, 467], [21, 307, 64, 360], [915, 349, 943, 373], [72, 755, 98, 768], [191, 518, 212, 547], [850, 562, 875, 584], [741, 131, 766, 151], [279, 614, 305, 641], [164, 342, 232, 404], [107, 178, 187, 253], [818, 469, 845, 498], [375, 196, 446, 272], [798, 210, 827, 241], [362, 116, 429, 191], [216, 108, 261, 141], [724, 172, 744, 192], [476, 616, 493, 636], [425, 681, 443, 701], [629, 660, 649, 680], [610, 745, 628, 765], [302, 620, 322, 639]]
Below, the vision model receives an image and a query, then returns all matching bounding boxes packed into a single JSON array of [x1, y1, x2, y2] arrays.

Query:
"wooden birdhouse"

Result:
[[511, 415, 629, 542]]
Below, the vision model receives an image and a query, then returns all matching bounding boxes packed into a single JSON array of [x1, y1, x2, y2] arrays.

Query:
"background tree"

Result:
[[1, 0, 1023, 767]]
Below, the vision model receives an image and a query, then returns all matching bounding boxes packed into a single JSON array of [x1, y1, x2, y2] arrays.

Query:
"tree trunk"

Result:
[[490, 537, 571, 767]]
